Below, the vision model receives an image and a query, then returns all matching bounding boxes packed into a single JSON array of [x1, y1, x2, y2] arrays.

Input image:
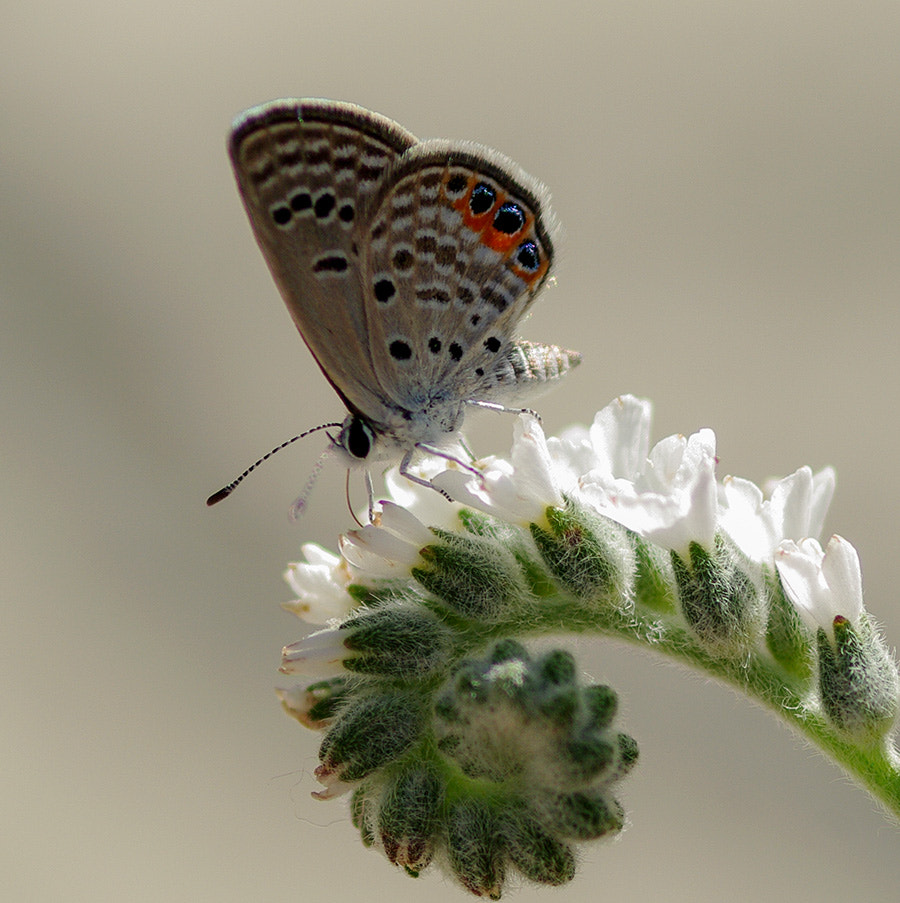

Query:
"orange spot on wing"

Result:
[[481, 211, 533, 254], [443, 172, 547, 285]]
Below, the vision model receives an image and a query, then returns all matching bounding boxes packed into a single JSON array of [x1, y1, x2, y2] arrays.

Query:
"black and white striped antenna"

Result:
[[206, 422, 341, 507]]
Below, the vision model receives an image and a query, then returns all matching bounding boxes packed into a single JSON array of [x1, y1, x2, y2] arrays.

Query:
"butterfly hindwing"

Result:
[[359, 141, 556, 412], [228, 99, 417, 417]]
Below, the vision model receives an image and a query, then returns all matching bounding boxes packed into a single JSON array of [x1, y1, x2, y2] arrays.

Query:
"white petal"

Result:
[[339, 534, 414, 578], [274, 685, 308, 717], [718, 475, 772, 562], [382, 462, 463, 531], [682, 429, 717, 477], [547, 432, 596, 491], [775, 539, 824, 631], [644, 453, 717, 553], [643, 434, 688, 491], [311, 769, 355, 800], [809, 467, 836, 539], [280, 628, 348, 677], [769, 467, 814, 540], [282, 544, 355, 623], [275, 685, 331, 728], [344, 523, 422, 566], [588, 395, 653, 479], [433, 461, 546, 525], [298, 543, 342, 568], [686, 453, 719, 547], [509, 415, 564, 509], [431, 415, 562, 525], [775, 536, 863, 632], [376, 500, 433, 547], [821, 534, 863, 622]]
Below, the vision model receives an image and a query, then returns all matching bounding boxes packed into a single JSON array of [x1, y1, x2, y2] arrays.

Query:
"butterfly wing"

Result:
[[228, 99, 418, 418], [357, 141, 558, 413]]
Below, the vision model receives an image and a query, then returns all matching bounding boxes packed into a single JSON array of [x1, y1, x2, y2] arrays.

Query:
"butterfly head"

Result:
[[333, 412, 408, 468]]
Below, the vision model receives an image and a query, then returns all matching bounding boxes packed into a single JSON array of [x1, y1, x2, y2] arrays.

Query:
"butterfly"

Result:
[[210, 99, 580, 517]]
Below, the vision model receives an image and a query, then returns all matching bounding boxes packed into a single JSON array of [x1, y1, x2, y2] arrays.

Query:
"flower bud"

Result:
[[317, 692, 425, 786], [434, 641, 638, 794], [563, 728, 639, 785], [632, 533, 678, 613], [763, 573, 813, 681], [501, 808, 576, 886], [412, 529, 528, 621], [350, 782, 377, 847], [276, 676, 350, 729], [446, 797, 505, 899], [529, 500, 631, 600], [339, 605, 456, 678], [583, 683, 618, 731], [538, 789, 625, 840], [671, 537, 761, 653], [377, 765, 443, 876], [817, 615, 899, 745]]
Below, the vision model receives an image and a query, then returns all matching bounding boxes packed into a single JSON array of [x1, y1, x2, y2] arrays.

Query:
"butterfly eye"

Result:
[[344, 416, 374, 459]]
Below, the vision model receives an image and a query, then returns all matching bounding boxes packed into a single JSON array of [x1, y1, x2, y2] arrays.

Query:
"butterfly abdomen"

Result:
[[478, 340, 582, 402]]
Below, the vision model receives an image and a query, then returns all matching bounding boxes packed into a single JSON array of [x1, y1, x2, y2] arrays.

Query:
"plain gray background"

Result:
[[4, 2, 900, 900]]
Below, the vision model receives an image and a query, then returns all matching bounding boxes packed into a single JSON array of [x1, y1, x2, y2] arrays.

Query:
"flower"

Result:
[[280, 626, 350, 677], [718, 466, 836, 563], [381, 455, 466, 532], [433, 414, 564, 525], [577, 424, 718, 554], [547, 394, 653, 494], [775, 535, 864, 633], [339, 501, 430, 578], [275, 677, 348, 730], [282, 543, 356, 623]]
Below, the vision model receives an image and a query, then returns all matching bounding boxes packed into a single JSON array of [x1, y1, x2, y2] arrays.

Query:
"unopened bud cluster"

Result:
[[346, 641, 636, 896]]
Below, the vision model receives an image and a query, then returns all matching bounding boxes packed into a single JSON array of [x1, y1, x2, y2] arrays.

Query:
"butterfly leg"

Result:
[[400, 445, 487, 501], [397, 449, 455, 502], [465, 399, 542, 424], [415, 443, 486, 482]]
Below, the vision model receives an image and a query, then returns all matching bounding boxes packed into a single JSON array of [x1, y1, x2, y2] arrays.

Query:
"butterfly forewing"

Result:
[[228, 99, 417, 417], [359, 141, 556, 412]]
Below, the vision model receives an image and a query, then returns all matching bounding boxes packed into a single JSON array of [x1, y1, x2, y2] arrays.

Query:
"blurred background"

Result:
[[3, 2, 900, 900]]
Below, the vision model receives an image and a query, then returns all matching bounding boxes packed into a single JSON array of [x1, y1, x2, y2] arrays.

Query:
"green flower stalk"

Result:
[[277, 396, 900, 896]]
